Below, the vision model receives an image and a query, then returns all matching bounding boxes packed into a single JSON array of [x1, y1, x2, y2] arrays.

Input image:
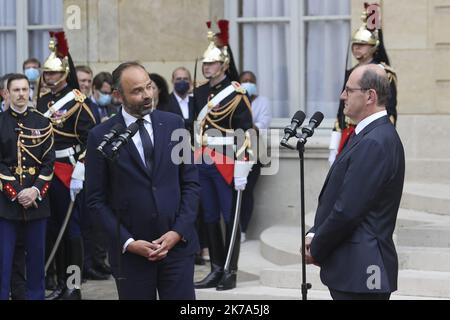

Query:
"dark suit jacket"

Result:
[[85, 110, 200, 268], [162, 93, 195, 133], [310, 116, 405, 293]]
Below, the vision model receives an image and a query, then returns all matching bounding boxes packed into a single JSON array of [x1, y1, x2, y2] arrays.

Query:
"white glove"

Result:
[[234, 176, 247, 191], [328, 149, 338, 166], [234, 160, 254, 191], [328, 131, 342, 167], [70, 178, 83, 201]]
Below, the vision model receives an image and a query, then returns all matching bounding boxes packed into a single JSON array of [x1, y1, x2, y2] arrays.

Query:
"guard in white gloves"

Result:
[[193, 22, 255, 292]]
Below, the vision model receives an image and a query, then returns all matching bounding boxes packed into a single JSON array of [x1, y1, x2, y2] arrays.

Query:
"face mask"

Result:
[[174, 81, 190, 96], [241, 82, 258, 97], [97, 92, 112, 106], [24, 68, 40, 82]]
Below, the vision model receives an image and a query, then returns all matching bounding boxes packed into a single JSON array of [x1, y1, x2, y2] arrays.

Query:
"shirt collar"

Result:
[[355, 110, 387, 135], [121, 107, 152, 127], [174, 92, 189, 104], [10, 104, 27, 114]]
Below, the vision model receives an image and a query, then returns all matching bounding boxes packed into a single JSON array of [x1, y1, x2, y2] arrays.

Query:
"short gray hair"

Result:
[[358, 68, 390, 106]]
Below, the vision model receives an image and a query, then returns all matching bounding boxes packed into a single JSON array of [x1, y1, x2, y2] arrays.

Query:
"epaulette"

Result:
[[378, 62, 397, 85], [73, 89, 86, 103], [232, 81, 247, 95], [194, 80, 209, 88]]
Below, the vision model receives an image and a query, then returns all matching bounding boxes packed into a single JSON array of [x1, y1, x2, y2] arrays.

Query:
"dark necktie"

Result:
[[345, 131, 357, 149], [136, 118, 154, 173]]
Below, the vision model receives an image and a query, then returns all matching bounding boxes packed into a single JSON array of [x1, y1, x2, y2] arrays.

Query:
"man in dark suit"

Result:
[[163, 67, 196, 133], [86, 62, 200, 300], [305, 64, 405, 300]]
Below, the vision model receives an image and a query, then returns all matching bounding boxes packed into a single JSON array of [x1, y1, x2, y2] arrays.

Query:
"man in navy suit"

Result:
[[86, 62, 200, 300], [305, 64, 405, 300]]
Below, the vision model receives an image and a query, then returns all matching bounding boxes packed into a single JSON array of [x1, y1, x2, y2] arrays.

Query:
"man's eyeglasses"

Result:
[[344, 87, 369, 95]]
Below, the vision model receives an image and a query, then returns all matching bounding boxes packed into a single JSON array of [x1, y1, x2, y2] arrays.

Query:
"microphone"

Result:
[[111, 122, 140, 154], [298, 111, 324, 144], [96, 123, 125, 153], [280, 110, 306, 148]]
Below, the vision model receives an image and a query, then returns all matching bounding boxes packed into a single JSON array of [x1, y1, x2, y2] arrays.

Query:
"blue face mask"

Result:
[[174, 81, 190, 96], [24, 68, 40, 82], [241, 82, 258, 97], [97, 92, 112, 106]]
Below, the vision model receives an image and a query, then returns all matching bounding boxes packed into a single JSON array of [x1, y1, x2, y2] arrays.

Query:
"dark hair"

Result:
[[75, 65, 93, 75], [358, 68, 390, 106], [239, 70, 257, 82], [0, 73, 14, 91], [7, 74, 30, 90], [22, 58, 41, 70], [112, 61, 146, 92], [93, 72, 113, 91], [149, 73, 170, 108]]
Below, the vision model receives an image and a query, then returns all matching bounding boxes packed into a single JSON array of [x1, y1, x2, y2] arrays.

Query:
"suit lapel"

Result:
[[319, 116, 390, 199]]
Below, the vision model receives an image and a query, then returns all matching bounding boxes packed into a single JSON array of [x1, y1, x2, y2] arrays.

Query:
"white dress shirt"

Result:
[[173, 92, 190, 119], [355, 110, 388, 135], [121, 107, 154, 252], [251, 96, 272, 129]]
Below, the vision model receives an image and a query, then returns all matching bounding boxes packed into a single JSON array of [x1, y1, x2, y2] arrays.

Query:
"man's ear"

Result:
[[112, 89, 123, 103], [367, 89, 377, 105]]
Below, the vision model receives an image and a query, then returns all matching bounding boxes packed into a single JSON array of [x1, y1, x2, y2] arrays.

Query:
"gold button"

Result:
[[21, 140, 25, 143], [22, 157, 26, 161], [23, 166, 26, 169], [22, 175, 26, 178]]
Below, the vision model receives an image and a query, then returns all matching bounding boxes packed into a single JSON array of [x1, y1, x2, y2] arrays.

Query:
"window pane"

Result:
[[28, 0, 63, 25], [306, 0, 350, 16], [306, 19, 350, 118], [29, 30, 58, 65], [0, 0, 16, 26], [0, 32, 17, 74], [239, 0, 289, 18], [241, 22, 290, 118]]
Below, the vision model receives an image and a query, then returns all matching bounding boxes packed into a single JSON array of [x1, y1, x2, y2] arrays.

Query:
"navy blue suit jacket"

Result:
[[86, 109, 200, 267], [310, 116, 405, 293]]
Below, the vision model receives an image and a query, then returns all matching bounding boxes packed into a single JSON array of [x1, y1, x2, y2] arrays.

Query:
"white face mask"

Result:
[[241, 82, 258, 97]]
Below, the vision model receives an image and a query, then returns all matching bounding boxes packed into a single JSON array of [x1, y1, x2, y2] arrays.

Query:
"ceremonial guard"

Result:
[[193, 21, 255, 291], [0, 74, 54, 300], [36, 32, 96, 299], [329, 3, 397, 165]]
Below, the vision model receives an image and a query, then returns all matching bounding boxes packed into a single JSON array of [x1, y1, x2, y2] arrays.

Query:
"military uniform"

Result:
[[36, 32, 96, 300], [193, 22, 254, 291], [0, 106, 54, 300], [329, 5, 398, 162]]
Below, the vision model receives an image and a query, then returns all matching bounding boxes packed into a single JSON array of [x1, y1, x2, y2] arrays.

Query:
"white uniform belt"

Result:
[[55, 145, 82, 159], [206, 136, 234, 146], [44, 91, 76, 118]]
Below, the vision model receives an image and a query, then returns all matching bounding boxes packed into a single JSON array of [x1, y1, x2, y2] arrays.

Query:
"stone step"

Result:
[[261, 209, 450, 266], [259, 264, 450, 298], [401, 182, 450, 215]]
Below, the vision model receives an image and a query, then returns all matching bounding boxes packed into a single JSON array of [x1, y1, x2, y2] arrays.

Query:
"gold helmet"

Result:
[[351, 3, 380, 47], [42, 32, 70, 85], [202, 20, 230, 65]]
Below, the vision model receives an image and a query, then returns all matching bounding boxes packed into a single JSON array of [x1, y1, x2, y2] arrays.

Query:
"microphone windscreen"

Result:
[[293, 110, 306, 124], [111, 123, 124, 133], [311, 111, 324, 127], [128, 122, 139, 135]]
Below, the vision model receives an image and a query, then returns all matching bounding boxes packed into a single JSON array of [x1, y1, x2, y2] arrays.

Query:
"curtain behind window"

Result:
[[28, 0, 64, 66], [306, 0, 350, 118], [239, 0, 350, 118], [241, 0, 290, 118], [0, 0, 16, 74]]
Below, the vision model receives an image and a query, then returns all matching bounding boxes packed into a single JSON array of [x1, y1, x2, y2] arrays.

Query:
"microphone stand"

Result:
[[296, 136, 312, 300], [280, 134, 312, 300]]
